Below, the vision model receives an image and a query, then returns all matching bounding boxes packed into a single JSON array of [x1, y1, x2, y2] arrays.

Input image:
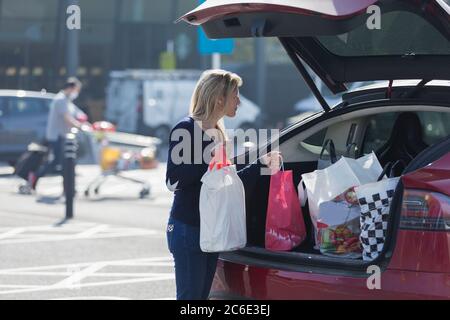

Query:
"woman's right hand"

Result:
[[260, 151, 282, 174]]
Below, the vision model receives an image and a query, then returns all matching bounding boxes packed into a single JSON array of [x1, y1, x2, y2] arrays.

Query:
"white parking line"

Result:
[[0, 271, 173, 277], [0, 222, 99, 232], [0, 276, 175, 296], [74, 224, 109, 238], [0, 231, 162, 244], [0, 256, 174, 296], [52, 262, 108, 288], [0, 223, 164, 244], [0, 256, 173, 274], [51, 296, 132, 300], [0, 285, 41, 289], [0, 228, 26, 240]]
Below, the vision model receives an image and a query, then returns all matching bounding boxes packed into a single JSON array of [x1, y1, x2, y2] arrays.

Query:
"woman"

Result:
[[165, 69, 281, 300]]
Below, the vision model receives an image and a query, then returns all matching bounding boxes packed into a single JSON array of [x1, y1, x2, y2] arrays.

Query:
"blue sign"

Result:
[[198, 29, 234, 55], [197, 0, 234, 55]]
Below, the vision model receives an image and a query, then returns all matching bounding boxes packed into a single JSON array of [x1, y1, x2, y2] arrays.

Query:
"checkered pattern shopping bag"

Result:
[[355, 177, 399, 261]]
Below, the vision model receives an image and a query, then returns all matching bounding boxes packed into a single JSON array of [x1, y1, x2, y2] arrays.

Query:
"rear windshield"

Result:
[[318, 11, 450, 56]]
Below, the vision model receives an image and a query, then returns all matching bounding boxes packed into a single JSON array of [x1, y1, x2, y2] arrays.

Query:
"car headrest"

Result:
[[395, 112, 423, 141], [377, 112, 428, 167]]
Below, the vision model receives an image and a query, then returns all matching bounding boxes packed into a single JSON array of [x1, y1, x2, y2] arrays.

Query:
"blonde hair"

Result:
[[190, 69, 242, 142]]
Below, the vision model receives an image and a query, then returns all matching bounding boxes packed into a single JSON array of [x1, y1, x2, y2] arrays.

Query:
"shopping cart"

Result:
[[84, 131, 161, 199]]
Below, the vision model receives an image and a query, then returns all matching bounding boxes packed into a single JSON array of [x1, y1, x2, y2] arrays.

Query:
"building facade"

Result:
[[0, 1, 201, 118], [0, 0, 309, 123]]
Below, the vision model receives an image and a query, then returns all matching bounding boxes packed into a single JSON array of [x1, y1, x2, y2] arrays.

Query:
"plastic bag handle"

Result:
[[378, 162, 393, 181], [390, 159, 407, 177], [320, 139, 337, 163], [378, 159, 407, 181], [345, 142, 358, 158], [298, 179, 307, 207], [209, 144, 231, 171], [278, 154, 285, 172]]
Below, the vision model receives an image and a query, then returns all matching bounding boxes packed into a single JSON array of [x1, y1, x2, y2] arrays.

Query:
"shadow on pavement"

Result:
[[53, 217, 73, 227], [82, 195, 154, 202], [36, 195, 64, 205]]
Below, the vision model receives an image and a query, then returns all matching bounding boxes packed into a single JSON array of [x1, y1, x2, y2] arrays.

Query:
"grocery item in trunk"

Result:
[[300, 152, 384, 248], [316, 188, 362, 258]]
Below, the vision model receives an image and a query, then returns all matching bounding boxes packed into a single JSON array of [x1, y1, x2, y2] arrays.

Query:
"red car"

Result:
[[181, 0, 450, 299]]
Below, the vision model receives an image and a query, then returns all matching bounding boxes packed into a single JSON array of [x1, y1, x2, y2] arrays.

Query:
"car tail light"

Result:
[[400, 189, 450, 231]]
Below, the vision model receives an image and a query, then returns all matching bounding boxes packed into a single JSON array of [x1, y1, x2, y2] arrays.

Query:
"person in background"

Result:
[[165, 69, 281, 300], [32, 77, 87, 190]]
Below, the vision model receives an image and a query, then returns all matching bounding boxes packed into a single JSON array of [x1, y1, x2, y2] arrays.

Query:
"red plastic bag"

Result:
[[265, 170, 306, 251]]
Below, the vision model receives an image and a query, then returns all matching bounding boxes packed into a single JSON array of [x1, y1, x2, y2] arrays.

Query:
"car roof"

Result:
[[341, 80, 450, 106], [0, 90, 55, 99], [350, 80, 450, 92]]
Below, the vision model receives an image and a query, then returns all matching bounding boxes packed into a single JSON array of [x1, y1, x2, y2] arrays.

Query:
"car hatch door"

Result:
[[179, 0, 450, 109]]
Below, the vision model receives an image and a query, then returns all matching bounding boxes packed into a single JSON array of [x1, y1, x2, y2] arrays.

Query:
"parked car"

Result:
[[105, 69, 262, 143], [0, 90, 88, 165], [180, 0, 450, 299]]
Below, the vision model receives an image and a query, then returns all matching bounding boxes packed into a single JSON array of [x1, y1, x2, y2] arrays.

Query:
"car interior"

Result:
[[242, 106, 450, 258]]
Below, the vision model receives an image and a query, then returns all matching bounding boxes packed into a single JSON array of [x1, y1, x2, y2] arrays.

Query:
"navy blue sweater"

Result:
[[165, 116, 263, 226]]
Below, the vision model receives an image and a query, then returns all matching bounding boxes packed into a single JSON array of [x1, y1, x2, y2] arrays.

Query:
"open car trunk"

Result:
[[233, 104, 450, 271], [179, 0, 450, 270]]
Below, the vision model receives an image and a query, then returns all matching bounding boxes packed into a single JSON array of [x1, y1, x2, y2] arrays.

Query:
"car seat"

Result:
[[376, 112, 428, 175]]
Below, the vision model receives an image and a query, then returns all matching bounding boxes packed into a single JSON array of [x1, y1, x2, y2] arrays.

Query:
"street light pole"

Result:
[[66, 0, 79, 77], [212, 53, 221, 69], [255, 37, 267, 114]]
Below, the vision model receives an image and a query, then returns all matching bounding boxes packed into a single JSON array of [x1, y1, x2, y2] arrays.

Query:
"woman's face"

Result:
[[222, 87, 241, 118]]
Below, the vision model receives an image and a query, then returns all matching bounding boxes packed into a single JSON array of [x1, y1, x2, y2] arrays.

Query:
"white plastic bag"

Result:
[[299, 152, 383, 248], [199, 164, 246, 252]]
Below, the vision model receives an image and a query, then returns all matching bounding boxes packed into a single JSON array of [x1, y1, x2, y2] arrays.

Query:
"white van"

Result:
[[105, 69, 261, 142]]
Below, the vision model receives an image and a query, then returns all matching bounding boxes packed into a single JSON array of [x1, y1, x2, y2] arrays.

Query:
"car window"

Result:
[[303, 128, 327, 147], [362, 111, 450, 154], [318, 11, 450, 56], [299, 128, 328, 155], [417, 112, 450, 145], [7, 97, 47, 117]]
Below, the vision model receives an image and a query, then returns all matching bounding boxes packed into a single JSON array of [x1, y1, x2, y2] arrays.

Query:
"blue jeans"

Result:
[[166, 217, 219, 300]]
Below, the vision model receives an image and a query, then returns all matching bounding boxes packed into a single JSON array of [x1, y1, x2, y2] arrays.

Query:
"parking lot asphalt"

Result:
[[0, 162, 176, 300]]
